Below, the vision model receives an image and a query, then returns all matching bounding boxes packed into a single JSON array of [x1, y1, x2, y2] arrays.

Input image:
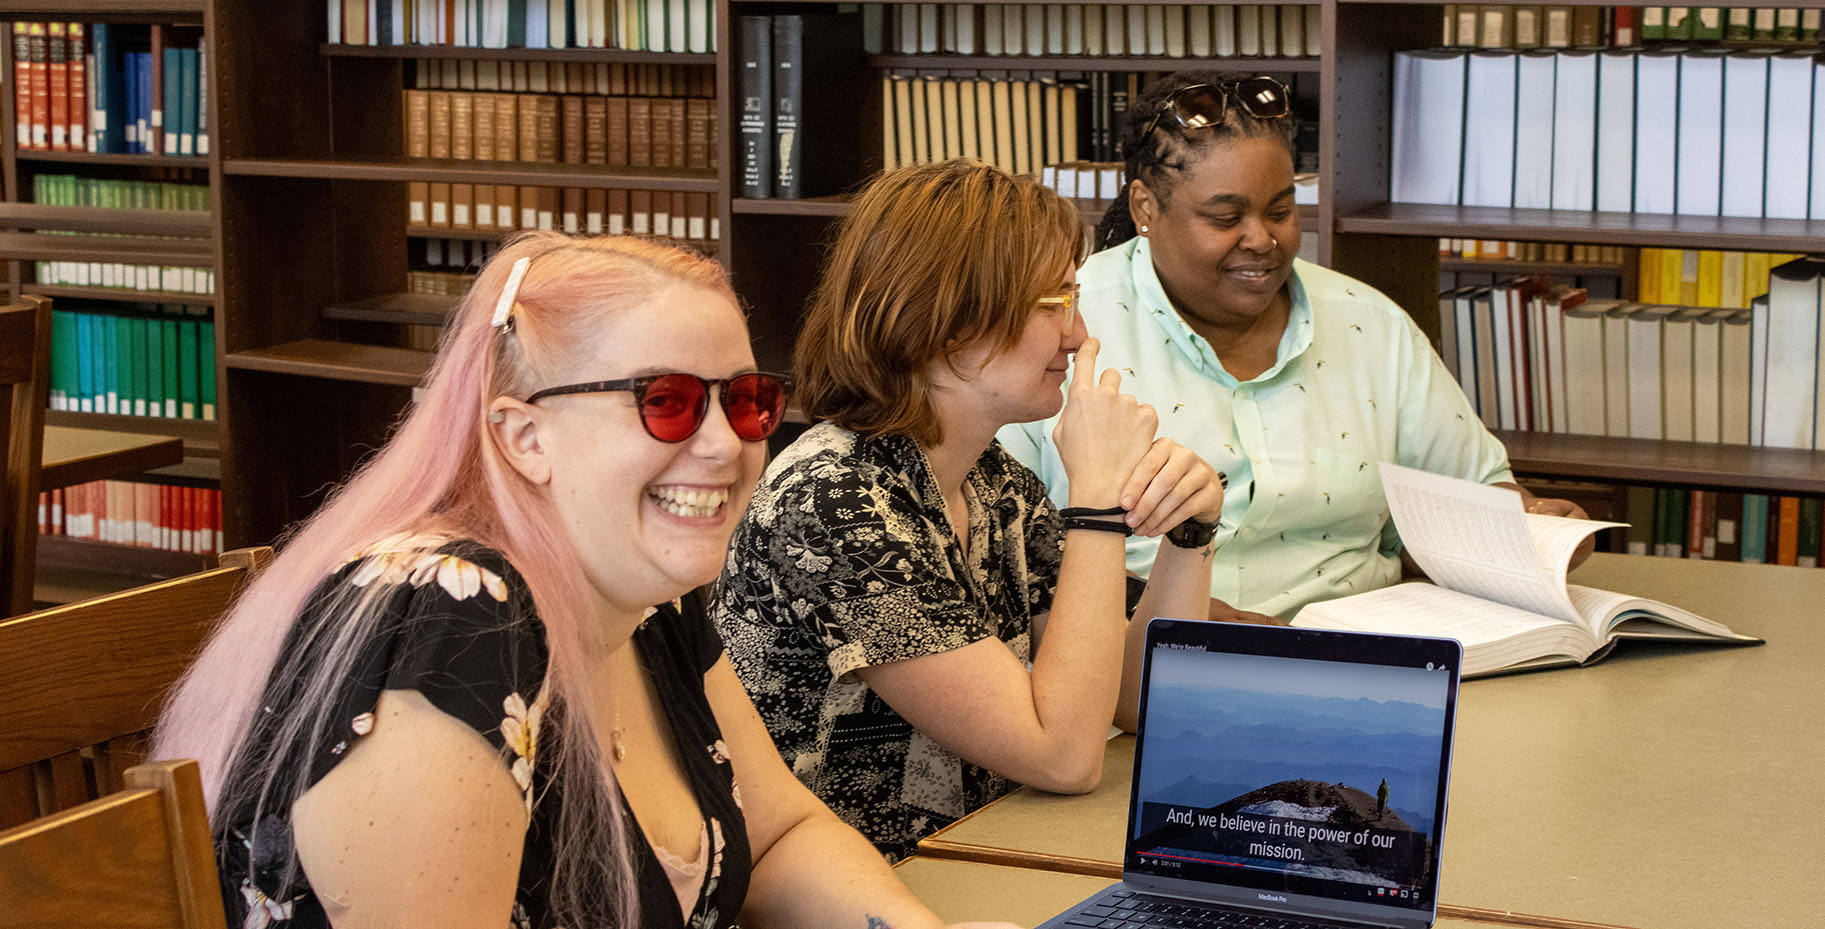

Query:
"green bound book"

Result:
[[129, 316, 149, 416], [113, 312, 134, 415], [160, 318, 179, 418], [100, 314, 120, 414], [199, 319, 216, 420], [177, 318, 199, 419], [1798, 498, 1823, 568], [1624, 485, 1654, 556], [145, 316, 164, 418], [49, 311, 77, 410], [1741, 494, 1768, 564]]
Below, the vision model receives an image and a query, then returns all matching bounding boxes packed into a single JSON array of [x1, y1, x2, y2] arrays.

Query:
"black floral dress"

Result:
[[215, 535, 749, 929], [712, 424, 1065, 861]]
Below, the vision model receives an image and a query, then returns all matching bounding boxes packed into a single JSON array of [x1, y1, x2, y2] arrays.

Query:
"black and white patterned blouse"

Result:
[[214, 535, 750, 929], [712, 423, 1065, 861]]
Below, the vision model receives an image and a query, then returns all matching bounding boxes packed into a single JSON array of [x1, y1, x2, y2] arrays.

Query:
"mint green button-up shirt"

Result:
[[998, 237, 1513, 618]]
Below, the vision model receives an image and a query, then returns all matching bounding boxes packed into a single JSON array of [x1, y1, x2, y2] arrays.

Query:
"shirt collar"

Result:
[[1124, 236, 1316, 386]]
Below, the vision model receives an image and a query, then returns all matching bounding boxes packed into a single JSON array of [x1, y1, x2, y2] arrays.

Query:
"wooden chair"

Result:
[[0, 295, 51, 617], [0, 546, 272, 831], [0, 758, 227, 929]]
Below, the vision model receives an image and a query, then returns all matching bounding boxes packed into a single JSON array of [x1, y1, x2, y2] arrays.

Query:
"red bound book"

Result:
[[12, 24, 32, 149], [29, 22, 50, 150]]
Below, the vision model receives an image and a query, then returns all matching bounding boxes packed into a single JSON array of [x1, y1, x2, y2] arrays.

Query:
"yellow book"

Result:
[[1638, 248, 1661, 304], [1010, 79, 1031, 175], [1719, 251, 1746, 309], [1745, 252, 1772, 302], [1679, 250, 1700, 306], [882, 75, 898, 172], [1696, 250, 1723, 308], [991, 80, 1014, 173], [958, 78, 979, 161], [1659, 248, 1684, 306]]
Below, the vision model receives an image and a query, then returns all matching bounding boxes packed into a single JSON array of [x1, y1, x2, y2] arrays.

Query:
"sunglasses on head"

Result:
[[1139, 77, 1292, 148], [525, 371, 792, 443]]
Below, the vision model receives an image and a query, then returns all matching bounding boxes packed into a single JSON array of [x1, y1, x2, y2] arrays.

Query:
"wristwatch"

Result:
[[1164, 516, 1220, 549]]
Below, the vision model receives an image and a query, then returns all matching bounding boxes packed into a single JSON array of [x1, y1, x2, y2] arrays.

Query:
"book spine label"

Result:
[[772, 16, 804, 199]]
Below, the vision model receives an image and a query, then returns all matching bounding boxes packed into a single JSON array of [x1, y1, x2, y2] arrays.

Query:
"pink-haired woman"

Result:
[[155, 232, 1014, 929]]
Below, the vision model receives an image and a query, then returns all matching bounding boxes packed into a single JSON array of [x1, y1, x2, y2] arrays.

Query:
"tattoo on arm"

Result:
[[866, 916, 892, 929]]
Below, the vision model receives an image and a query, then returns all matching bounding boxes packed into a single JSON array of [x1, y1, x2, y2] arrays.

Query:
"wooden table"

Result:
[[40, 426, 182, 490], [896, 857, 1578, 929], [917, 554, 1825, 929]]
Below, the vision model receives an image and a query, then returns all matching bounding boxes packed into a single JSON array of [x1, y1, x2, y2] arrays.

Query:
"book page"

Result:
[[1379, 464, 1583, 622], [1528, 513, 1625, 593], [1293, 583, 1594, 676]]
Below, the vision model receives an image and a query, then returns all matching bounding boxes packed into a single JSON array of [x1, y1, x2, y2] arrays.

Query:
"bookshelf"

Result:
[[0, 1, 219, 597], [6, 0, 1818, 574]]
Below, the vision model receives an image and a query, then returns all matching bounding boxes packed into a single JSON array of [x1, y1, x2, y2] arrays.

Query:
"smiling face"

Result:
[[1133, 134, 1300, 333], [938, 277, 1088, 431], [526, 283, 766, 614]]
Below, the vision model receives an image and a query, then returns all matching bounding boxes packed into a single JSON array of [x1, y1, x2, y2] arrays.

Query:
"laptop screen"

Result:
[[1127, 621, 1461, 915]]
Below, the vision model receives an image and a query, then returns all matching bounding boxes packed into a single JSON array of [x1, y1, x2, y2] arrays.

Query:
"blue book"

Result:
[[162, 47, 181, 155], [177, 47, 198, 156], [376, 0, 393, 45], [1741, 494, 1769, 563], [90, 25, 112, 152], [134, 52, 152, 154], [527, 0, 547, 47], [122, 51, 139, 152]]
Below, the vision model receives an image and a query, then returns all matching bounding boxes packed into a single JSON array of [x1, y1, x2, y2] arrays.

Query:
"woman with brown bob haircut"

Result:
[[713, 160, 1228, 861]]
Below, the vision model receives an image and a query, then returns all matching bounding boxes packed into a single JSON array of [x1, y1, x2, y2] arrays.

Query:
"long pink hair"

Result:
[[154, 231, 738, 927]]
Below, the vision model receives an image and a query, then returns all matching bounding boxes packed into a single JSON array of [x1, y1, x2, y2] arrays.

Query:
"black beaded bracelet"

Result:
[[1061, 516, 1133, 536]]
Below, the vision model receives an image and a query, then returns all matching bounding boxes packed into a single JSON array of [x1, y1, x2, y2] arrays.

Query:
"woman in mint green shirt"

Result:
[[1000, 71, 1590, 621]]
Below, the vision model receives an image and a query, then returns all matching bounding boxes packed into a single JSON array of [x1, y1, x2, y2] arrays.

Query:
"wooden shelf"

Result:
[[45, 408, 219, 456], [1438, 258, 1627, 276], [1496, 430, 1825, 495], [0, 0, 203, 22], [15, 150, 208, 168], [22, 283, 218, 307], [41, 425, 183, 490], [868, 54, 1323, 73], [1345, 0, 1823, 6], [0, 230, 211, 265], [34, 536, 215, 608], [738, 0, 1315, 5], [323, 292, 459, 326], [1338, 203, 1825, 252], [736, 195, 1318, 225], [224, 339, 432, 387], [0, 202, 210, 236], [222, 157, 718, 191], [320, 42, 715, 64]]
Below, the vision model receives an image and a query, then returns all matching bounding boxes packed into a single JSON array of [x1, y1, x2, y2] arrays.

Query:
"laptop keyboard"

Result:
[[1061, 890, 1353, 929]]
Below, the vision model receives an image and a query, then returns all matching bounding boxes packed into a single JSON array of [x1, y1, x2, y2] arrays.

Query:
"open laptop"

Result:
[[1038, 620, 1462, 929]]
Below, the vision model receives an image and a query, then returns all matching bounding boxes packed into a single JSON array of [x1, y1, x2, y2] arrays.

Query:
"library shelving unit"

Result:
[[0, 0, 219, 590], [1323, 0, 1825, 498], [717, 0, 1327, 373], [209, 4, 720, 546]]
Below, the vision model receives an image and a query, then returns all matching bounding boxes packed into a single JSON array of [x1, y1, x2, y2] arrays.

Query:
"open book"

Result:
[[1291, 464, 1760, 677]]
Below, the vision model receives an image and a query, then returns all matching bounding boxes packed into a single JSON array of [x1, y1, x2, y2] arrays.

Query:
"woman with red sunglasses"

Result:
[[1001, 70, 1591, 625], [155, 232, 1018, 929], [713, 161, 1227, 862]]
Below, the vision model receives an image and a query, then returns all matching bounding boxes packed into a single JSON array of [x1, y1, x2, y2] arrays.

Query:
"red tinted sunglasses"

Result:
[[525, 371, 791, 443]]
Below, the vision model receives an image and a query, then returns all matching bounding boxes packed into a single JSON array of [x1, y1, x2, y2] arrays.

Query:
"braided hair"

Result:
[[1094, 70, 1298, 253]]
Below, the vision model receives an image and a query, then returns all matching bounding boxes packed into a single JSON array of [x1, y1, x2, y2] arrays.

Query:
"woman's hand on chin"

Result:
[[1051, 338, 1159, 508]]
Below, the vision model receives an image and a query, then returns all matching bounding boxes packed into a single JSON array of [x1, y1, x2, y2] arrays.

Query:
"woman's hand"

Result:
[[1116, 438, 1226, 538], [1051, 338, 1159, 508]]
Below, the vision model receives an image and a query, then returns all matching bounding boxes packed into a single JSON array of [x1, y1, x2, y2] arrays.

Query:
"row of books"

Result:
[[1441, 240, 1631, 264], [1442, 5, 1629, 47], [1392, 48, 1825, 220], [34, 262, 215, 295], [31, 174, 208, 214], [1630, 487, 1824, 567], [36, 481, 223, 556], [871, 4, 1321, 59], [403, 90, 715, 168], [1440, 254, 1825, 449], [1636, 248, 1792, 308], [408, 184, 718, 241], [1639, 7, 1822, 40], [10, 23, 207, 156], [409, 57, 712, 98], [328, 0, 715, 52], [46, 307, 216, 421], [879, 73, 1085, 180]]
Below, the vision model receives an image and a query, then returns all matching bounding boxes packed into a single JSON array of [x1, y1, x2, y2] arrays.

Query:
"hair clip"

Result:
[[491, 256, 533, 333]]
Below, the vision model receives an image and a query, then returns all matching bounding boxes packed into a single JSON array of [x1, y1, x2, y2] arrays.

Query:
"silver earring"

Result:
[[488, 411, 505, 423], [1140, 225, 1150, 234]]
